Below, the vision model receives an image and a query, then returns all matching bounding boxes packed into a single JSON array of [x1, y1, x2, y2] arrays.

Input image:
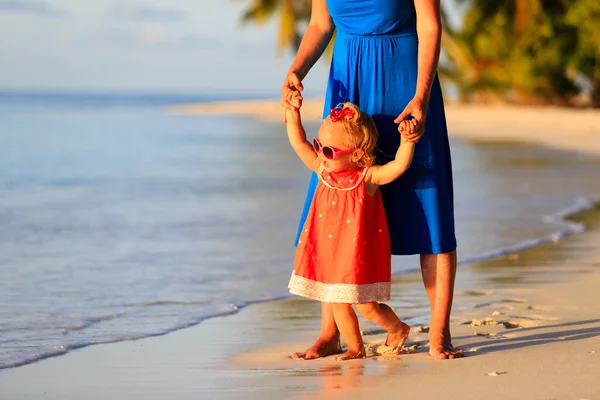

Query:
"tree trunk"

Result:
[[514, 0, 528, 36], [592, 55, 600, 108]]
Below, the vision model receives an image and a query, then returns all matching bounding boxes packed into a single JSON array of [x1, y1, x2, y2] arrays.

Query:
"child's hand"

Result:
[[398, 119, 417, 140], [286, 89, 303, 110]]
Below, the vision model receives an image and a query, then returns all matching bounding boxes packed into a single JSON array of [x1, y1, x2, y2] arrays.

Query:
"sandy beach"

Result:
[[1, 101, 600, 400], [237, 223, 600, 400], [171, 98, 600, 156]]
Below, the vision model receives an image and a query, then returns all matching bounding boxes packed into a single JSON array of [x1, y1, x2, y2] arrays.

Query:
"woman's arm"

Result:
[[394, 0, 442, 141], [414, 0, 442, 105], [288, 0, 334, 81], [281, 0, 334, 114]]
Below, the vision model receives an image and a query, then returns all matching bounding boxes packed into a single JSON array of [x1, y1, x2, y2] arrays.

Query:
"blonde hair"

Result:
[[327, 102, 378, 168]]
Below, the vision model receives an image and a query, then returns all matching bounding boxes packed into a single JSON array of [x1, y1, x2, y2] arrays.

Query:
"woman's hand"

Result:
[[281, 71, 304, 122], [394, 97, 428, 143]]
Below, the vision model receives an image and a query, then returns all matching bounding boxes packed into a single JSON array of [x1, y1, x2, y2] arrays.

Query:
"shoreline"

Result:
[[2, 203, 599, 399], [0, 193, 597, 373], [171, 98, 600, 156]]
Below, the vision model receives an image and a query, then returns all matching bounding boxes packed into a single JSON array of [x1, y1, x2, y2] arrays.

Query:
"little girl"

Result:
[[285, 91, 416, 360]]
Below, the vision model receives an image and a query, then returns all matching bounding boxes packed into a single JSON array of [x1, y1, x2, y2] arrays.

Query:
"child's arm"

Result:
[[368, 128, 416, 185], [286, 99, 320, 172]]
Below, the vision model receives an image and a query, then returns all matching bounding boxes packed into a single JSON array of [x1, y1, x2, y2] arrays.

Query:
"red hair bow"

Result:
[[329, 107, 355, 122]]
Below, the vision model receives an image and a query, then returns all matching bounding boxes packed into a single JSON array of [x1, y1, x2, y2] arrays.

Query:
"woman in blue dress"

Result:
[[281, 0, 462, 360]]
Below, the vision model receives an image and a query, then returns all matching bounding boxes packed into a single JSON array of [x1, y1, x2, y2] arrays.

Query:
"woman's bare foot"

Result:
[[384, 321, 411, 352], [334, 348, 366, 361], [429, 340, 465, 360], [291, 336, 342, 360]]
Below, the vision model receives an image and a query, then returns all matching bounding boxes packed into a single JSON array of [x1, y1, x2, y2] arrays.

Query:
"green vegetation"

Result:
[[237, 0, 600, 107]]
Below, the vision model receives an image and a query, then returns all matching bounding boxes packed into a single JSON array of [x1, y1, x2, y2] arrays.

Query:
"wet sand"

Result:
[[2, 207, 599, 400], [233, 210, 600, 400]]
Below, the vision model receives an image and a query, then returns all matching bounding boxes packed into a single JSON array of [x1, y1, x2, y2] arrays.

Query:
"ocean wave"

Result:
[[457, 194, 600, 266]]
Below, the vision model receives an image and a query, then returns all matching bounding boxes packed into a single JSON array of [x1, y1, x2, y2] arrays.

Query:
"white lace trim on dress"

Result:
[[288, 271, 390, 304]]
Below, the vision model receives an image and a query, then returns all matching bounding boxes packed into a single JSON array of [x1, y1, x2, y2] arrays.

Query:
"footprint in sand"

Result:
[[463, 318, 526, 329], [366, 342, 420, 357], [501, 321, 525, 329], [465, 317, 500, 327]]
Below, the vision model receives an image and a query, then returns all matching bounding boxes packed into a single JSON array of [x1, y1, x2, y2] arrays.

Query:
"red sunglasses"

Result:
[[313, 138, 358, 160]]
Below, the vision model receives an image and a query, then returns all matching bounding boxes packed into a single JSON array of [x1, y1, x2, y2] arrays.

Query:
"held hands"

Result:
[[397, 120, 416, 141], [394, 97, 427, 143], [283, 89, 303, 126], [281, 71, 304, 122], [287, 89, 303, 110]]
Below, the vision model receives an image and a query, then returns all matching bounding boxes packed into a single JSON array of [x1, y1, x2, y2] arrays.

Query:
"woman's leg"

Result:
[[291, 302, 341, 360], [420, 250, 464, 359], [355, 302, 410, 350]]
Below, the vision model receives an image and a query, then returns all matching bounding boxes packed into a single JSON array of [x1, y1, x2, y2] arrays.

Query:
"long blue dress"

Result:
[[295, 0, 457, 255]]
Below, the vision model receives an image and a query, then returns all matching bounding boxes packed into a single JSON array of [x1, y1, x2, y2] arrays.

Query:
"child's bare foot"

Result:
[[291, 337, 342, 360], [385, 321, 411, 352], [334, 348, 366, 361]]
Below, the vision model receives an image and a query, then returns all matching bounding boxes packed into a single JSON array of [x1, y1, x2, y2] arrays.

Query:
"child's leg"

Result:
[[355, 302, 411, 351], [330, 303, 366, 360], [291, 302, 341, 360]]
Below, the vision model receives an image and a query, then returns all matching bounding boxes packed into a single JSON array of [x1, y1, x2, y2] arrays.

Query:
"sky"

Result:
[[0, 0, 462, 95]]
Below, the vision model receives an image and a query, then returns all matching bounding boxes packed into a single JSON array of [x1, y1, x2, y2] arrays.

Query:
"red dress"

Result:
[[288, 165, 391, 304]]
